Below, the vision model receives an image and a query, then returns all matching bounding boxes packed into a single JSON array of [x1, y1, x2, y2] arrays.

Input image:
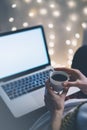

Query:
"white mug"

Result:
[[50, 70, 69, 92]]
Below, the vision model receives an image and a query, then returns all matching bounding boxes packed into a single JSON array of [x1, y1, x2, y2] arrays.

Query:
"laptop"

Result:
[[0, 25, 53, 117], [0, 25, 80, 117]]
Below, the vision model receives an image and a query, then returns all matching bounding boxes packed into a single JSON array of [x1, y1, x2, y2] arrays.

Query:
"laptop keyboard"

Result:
[[1, 69, 52, 100]]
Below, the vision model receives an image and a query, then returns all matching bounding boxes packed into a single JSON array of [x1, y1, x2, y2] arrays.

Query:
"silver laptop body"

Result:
[[0, 25, 53, 117]]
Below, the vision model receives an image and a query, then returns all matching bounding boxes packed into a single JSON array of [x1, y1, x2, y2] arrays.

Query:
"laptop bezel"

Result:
[[0, 25, 51, 82]]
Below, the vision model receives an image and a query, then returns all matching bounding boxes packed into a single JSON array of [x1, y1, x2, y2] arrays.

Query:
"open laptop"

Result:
[[0, 25, 80, 117]]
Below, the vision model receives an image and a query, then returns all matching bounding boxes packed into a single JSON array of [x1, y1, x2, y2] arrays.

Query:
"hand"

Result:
[[55, 67, 87, 94], [44, 79, 68, 114], [44, 79, 68, 130]]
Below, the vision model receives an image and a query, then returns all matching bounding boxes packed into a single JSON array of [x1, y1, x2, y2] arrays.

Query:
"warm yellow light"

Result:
[[52, 10, 60, 17], [37, 0, 42, 3], [66, 26, 71, 31], [9, 17, 14, 22], [83, 7, 87, 15], [51, 61, 56, 67], [70, 14, 77, 21], [75, 33, 80, 39], [68, 49, 74, 54], [67, 1, 76, 8], [39, 8, 47, 15], [66, 40, 71, 45], [49, 42, 54, 47], [11, 4, 17, 8], [68, 55, 73, 60], [72, 39, 77, 46], [28, 9, 37, 17], [24, 0, 31, 3], [11, 27, 17, 31], [67, 60, 72, 66], [23, 22, 29, 27], [49, 34, 55, 40], [49, 4, 55, 8], [49, 49, 54, 55], [81, 22, 87, 28], [48, 23, 54, 28], [29, 12, 34, 17]]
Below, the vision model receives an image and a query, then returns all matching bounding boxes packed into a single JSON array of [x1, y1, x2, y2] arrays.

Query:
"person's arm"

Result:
[[50, 110, 63, 130], [44, 80, 68, 130], [44, 67, 87, 130]]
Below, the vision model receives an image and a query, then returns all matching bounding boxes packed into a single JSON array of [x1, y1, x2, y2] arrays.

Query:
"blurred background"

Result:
[[0, 0, 87, 67]]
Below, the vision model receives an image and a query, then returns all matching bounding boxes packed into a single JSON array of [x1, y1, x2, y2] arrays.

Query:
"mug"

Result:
[[50, 70, 69, 92]]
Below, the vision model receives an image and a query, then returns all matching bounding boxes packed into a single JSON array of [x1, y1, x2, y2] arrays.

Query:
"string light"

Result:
[[75, 33, 80, 39], [49, 48, 54, 55], [67, 60, 72, 66], [83, 7, 87, 15], [39, 8, 47, 15], [70, 14, 78, 21], [68, 49, 74, 54], [48, 23, 54, 28], [24, 0, 32, 3], [36, 0, 42, 3], [49, 3, 55, 8], [28, 9, 37, 17], [11, 4, 17, 8], [49, 42, 54, 47], [66, 40, 71, 45], [72, 39, 77, 46], [66, 26, 71, 31], [51, 61, 56, 67], [81, 22, 87, 28], [23, 22, 29, 27], [49, 34, 55, 40], [52, 10, 60, 17], [29, 12, 34, 17], [3, 0, 86, 68], [68, 55, 73, 60], [67, 1, 76, 8], [9, 17, 14, 22], [11, 27, 17, 31]]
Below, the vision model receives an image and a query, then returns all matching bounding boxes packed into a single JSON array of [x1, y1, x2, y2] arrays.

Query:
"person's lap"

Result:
[[29, 99, 87, 130]]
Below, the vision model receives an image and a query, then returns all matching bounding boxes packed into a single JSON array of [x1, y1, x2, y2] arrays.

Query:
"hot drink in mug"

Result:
[[50, 71, 69, 92]]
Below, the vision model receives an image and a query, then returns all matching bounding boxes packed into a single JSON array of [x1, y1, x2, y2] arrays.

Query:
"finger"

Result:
[[44, 93, 53, 108], [63, 81, 78, 87], [45, 80, 55, 97], [44, 95, 50, 109], [60, 88, 68, 99], [44, 92, 52, 101]]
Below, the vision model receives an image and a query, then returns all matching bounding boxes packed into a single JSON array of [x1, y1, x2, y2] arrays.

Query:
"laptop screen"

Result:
[[0, 26, 50, 81]]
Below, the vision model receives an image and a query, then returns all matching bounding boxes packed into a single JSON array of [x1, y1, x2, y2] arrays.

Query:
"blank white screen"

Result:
[[0, 28, 49, 79]]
